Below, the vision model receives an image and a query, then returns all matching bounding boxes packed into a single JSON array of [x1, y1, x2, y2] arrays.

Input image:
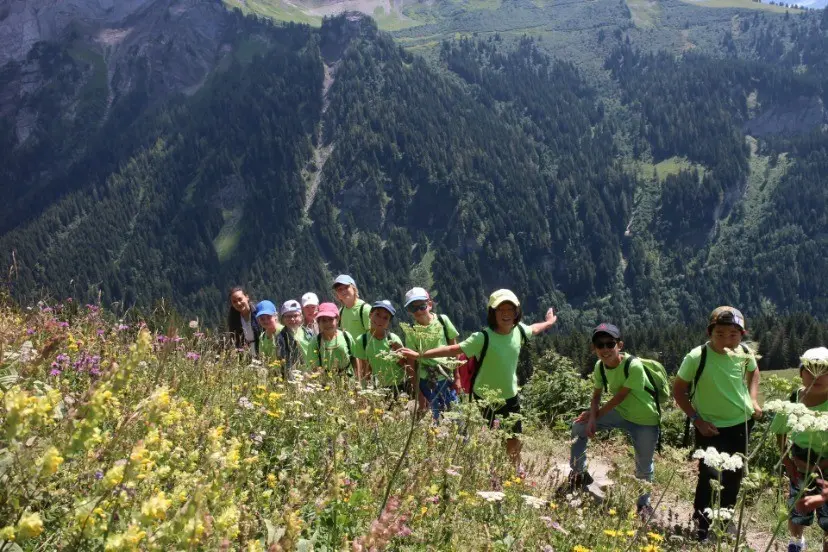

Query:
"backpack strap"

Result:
[[361, 333, 369, 351], [689, 344, 708, 400], [599, 362, 608, 393], [344, 332, 353, 358], [338, 307, 344, 327], [517, 323, 527, 345], [790, 388, 801, 403], [623, 355, 632, 380], [316, 333, 323, 366], [470, 329, 490, 393], [360, 303, 369, 331], [436, 314, 450, 343]]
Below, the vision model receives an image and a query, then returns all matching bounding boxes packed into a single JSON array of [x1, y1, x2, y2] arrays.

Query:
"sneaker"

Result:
[[787, 540, 805, 552], [637, 503, 655, 521], [567, 470, 594, 491]]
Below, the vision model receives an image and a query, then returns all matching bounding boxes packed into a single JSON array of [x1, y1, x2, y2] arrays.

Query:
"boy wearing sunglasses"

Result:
[[569, 323, 660, 518], [403, 287, 461, 419]]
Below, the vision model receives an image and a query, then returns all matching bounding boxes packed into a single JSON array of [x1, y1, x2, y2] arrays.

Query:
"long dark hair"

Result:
[[227, 286, 259, 350], [486, 305, 523, 331]]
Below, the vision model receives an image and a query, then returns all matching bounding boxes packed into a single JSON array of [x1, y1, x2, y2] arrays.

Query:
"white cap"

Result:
[[280, 300, 302, 316], [404, 287, 429, 307], [301, 292, 319, 307]]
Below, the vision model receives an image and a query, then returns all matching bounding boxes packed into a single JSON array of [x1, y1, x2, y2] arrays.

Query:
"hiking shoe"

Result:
[[637, 503, 655, 521], [567, 470, 594, 491], [787, 541, 805, 552]]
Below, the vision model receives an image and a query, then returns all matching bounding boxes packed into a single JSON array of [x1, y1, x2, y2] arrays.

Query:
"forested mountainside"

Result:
[[1, 2, 827, 333]]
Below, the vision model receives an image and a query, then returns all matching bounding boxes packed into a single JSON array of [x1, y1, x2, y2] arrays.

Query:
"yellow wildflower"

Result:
[[102, 465, 125, 490], [608, 508, 617, 516], [17, 512, 44, 539], [603, 529, 620, 538], [640, 546, 660, 552], [267, 473, 277, 488], [647, 532, 664, 542], [215, 505, 240, 539], [105, 525, 146, 551], [0, 526, 15, 541], [140, 492, 171, 521], [39, 446, 64, 477], [572, 546, 592, 552]]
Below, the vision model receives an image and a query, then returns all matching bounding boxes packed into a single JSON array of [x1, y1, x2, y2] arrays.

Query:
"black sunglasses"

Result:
[[407, 303, 428, 313], [594, 340, 617, 350]]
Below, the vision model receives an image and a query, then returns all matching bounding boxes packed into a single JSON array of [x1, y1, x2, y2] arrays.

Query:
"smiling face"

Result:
[[230, 290, 250, 316], [802, 369, 828, 395], [494, 302, 518, 331], [709, 324, 744, 352], [317, 316, 337, 337], [334, 284, 357, 307], [257, 314, 278, 333], [282, 310, 302, 330], [370, 308, 392, 332], [592, 333, 623, 367], [302, 304, 318, 324], [407, 300, 432, 325]]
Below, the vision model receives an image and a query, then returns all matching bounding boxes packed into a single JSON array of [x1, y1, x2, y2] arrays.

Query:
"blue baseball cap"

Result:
[[332, 274, 356, 288], [371, 300, 396, 317], [255, 300, 277, 319]]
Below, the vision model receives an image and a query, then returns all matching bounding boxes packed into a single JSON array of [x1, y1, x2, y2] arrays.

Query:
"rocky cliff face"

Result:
[[0, 0, 155, 66]]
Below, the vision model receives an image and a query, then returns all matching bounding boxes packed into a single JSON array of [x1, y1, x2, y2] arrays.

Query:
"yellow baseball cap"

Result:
[[488, 289, 520, 309]]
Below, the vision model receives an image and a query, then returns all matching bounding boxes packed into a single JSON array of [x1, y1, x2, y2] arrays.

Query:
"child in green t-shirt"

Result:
[[399, 289, 557, 466], [255, 300, 281, 371], [568, 323, 659, 517], [770, 347, 828, 552], [332, 274, 371, 378], [275, 300, 313, 378], [307, 302, 356, 376], [352, 300, 408, 395], [673, 306, 761, 541], [402, 287, 460, 419]]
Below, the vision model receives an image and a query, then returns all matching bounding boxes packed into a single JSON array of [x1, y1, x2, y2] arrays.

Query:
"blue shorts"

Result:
[[419, 379, 457, 419], [789, 476, 828, 531]]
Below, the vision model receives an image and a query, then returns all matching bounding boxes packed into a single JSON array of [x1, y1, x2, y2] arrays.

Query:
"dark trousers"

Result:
[[693, 419, 754, 534]]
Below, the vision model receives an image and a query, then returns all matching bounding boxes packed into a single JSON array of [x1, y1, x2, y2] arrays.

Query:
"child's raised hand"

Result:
[[545, 307, 557, 325]]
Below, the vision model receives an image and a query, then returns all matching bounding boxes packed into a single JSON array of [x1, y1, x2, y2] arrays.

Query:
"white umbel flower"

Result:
[[692, 447, 744, 471], [476, 491, 506, 502]]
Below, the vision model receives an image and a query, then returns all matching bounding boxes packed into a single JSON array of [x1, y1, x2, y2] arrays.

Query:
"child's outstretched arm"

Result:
[[528, 308, 557, 335], [398, 344, 463, 359]]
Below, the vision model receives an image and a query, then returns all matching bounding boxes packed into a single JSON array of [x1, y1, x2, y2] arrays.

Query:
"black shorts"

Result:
[[475, 394, 522, 434]]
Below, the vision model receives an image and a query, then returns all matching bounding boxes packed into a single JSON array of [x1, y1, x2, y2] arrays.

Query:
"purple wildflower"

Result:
[[59, 322, 69, 328], [97, 329, 105, 336], [186, 352, 201, 361], [194, 332, 205, 338], [156, 335, 168, 343], [95, 471, 104, 480], [50, 369, 62, 377], [26, 328, 35, 335], [117, 324, 129, 331]]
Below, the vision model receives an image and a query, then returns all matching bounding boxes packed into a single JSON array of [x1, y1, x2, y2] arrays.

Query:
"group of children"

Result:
[[229, 282, 828, 550], [571, 308, 828, 550]]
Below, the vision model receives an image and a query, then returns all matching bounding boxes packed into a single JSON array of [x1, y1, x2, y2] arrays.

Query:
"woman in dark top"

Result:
[[227, 286, 260, 355]]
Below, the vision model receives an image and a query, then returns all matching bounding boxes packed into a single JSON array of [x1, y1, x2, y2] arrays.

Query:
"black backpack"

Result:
[[468, 325, 528, 393], [339, 303, 369, 332], [681, 343, 751, 446], [317, 331, 354, 373]]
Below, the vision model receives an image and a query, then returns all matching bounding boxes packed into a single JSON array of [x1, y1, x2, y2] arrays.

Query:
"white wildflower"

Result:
[[692, 447, 743, 471], [188, 320, 199, 329], [238, 396, 254, 410], [521, 495, 547, 509], [703, 507, 734, 521], [476, 491, 506, 502]]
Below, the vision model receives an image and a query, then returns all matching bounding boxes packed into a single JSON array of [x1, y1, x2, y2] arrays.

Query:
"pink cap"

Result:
[[315, 302, 339, 320]]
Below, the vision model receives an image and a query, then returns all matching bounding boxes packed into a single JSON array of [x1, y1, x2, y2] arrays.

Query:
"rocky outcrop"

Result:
[[0, 0, 155, 66], [744, 96, 827, 137]]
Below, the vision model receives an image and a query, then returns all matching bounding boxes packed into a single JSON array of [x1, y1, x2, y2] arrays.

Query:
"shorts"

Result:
[[789, 476, 828, 531], [475, 394, 522, 434], [419, 378, 458, 420]]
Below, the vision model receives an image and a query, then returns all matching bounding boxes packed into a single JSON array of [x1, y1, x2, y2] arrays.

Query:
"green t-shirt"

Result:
[[404, 314, 459, 381], [258, 331, 278, 362], [353, 331, 406, 387], [307, 330, 355, 374], [677, 344, 757, 428], [459, 323, 532, 400], [339, 300, 371, 342], [591, 355, 659, 426], [770, 391, 828, 459]]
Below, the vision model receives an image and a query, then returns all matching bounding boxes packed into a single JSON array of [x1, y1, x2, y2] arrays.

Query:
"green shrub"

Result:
[[522, 350, 592, 428]]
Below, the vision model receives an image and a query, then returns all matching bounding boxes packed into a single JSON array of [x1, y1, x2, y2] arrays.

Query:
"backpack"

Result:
[[682, 343, 752, 446], [598, 356, 671, 418], [317, 331, 354, 373], [458, 325, 527, 395], [435, 314, 450, 344], [339, 303, 369, 332]]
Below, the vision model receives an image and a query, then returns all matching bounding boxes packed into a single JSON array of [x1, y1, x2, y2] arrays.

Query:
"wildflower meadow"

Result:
[[0, 300, 825, 551]]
